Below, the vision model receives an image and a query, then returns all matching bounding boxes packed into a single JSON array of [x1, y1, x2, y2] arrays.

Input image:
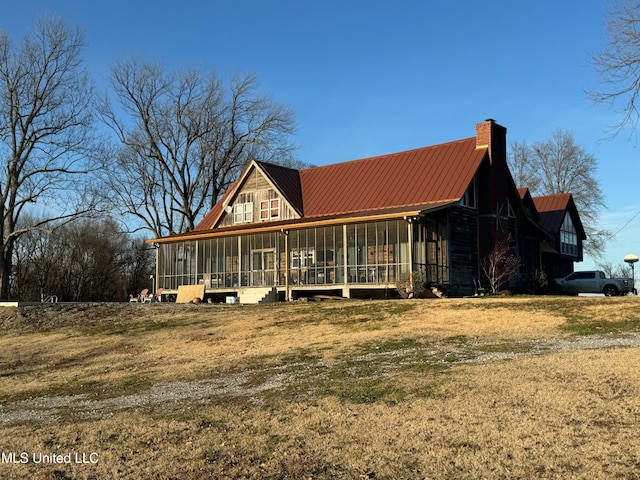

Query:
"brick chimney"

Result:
[[475, 118, 511, 262], [475, 118, 507, 166]]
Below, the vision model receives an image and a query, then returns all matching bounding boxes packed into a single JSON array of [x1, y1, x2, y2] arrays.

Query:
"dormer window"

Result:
[[260, 198, 280, 220]]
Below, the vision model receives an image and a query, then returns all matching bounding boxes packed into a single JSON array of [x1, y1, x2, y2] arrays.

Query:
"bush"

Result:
[[396, 271, 427, 299]]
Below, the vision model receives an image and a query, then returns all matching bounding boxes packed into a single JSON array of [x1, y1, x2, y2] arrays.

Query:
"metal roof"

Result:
[[256, 161, 303, 214], [533, 193, 572, 234], [298, 137, 485, 218], [191, 136, 486, 234]]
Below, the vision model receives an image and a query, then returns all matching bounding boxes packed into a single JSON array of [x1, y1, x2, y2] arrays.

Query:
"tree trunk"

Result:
[[0, 249, 13, 301]]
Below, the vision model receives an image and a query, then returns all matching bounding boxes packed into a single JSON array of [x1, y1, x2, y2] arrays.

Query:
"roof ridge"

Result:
[[532, 192, 571, 199], [300, 136, 477, 173]]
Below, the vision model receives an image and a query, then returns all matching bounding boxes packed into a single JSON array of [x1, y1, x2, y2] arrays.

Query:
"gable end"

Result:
[[216, 162, 301, 228]]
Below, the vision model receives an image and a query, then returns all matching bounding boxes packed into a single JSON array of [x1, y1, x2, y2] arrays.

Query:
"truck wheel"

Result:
[[603, 285, 618, 296]]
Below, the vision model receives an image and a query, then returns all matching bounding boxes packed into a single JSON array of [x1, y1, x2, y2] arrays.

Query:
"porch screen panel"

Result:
[[387, 222, 398, 283], [323, 226, 337, 284], [157, 243, 177, 290], [311, 228, 324, 285], [241, 236, 250, 286], [289, 230, 302, 286], [334, 226, 344, 284], [278, 232, 286, 286], [414, 223, 427, 280], [160, 241, 197, 288], [284, 226, 342, 286], [398, 222, 409, 278], [247, 232, 278, 287], [307, 229, 317, 285], [197, 239, 207, 288], [211, 239, 224, 288], [224, 236, 239, 288], [346, 225, 356, 283], [343, 220, 409, 285], [376, 223, 389, 284]]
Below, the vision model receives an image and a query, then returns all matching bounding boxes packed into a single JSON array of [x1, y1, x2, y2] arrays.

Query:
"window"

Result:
[[460, 178, 477, 208], [571, 271, 594, 280], [233, 202, 253, 224], [560, 213, 578, 256], [260, 198, 280, 220]]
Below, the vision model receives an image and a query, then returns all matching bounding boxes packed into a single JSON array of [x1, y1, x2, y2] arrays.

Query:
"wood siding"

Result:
[[218, 166, 300, 227], [448, 206, 479, 296]]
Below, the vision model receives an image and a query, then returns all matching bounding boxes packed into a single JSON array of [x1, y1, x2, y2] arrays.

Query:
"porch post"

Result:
[[283, 229, 290, 301], [154, 243, 160, 297], [238, 236, 242, 289], [342, 224, 349, 298], [407, 218, 414, 292]]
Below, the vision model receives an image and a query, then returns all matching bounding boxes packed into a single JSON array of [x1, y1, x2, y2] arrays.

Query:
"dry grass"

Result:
[[1, 296, 640, 479]]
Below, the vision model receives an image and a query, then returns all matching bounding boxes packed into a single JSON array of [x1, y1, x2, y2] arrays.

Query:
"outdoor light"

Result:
[[624, 254, 638, 294]]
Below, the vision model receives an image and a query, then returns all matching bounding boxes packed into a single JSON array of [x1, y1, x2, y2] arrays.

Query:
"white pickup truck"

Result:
[[554, 270, 635, 296]]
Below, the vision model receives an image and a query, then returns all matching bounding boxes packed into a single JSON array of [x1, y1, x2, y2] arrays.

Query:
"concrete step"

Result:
[[236, 287, 278, 304]]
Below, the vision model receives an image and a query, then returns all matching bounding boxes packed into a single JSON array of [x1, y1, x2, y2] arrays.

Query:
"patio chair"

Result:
[[146, 288, 163, 303], [129, 288, 149, 303]]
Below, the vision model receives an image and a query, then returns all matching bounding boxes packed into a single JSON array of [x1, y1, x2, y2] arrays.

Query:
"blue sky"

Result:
[[3, 0, 640, 270]]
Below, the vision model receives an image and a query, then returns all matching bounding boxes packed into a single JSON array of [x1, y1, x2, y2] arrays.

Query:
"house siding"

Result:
[[448, 206, 479, 296], [217, 166, 300, 227]]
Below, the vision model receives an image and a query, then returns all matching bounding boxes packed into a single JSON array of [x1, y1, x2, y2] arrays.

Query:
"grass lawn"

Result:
[[1, 296, 639, 479]]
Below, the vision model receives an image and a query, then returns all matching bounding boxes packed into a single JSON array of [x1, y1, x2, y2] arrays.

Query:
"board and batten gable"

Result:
[[216, 163, 301, 228]]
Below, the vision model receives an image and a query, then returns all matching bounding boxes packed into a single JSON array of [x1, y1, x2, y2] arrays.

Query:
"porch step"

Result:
[[236, 287, 278, 304]]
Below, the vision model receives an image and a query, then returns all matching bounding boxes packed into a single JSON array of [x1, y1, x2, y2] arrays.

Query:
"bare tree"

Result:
[[596, 259, 632, 278], [10, 215, 62, 301], [508, 140, 540, 193], [0, 18, 98, 300], [480, 236, 520, 294], [589, 0, 640, 135], [11, 217, 153, 302], [97, 59, 298, 238], [508, 129, 609, 257]]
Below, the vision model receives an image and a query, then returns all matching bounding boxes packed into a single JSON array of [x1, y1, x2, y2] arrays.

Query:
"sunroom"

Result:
[[155, 216, 449, 302]]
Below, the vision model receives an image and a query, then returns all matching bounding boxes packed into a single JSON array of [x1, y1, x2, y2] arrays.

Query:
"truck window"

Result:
[[574, 272, 595, 279]]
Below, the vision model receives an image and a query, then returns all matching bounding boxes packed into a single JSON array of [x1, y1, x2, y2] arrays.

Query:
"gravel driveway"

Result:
[[2, 332, 639, 427]]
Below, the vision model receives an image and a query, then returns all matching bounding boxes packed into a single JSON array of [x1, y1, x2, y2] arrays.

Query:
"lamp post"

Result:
[[624, 254, 638, 295]]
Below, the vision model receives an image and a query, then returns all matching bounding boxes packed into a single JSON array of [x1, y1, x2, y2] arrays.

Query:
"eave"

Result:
[[147, 200, 459, 244]]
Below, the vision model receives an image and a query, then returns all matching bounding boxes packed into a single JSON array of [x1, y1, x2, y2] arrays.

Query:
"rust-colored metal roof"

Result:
[[533, 193, 571, 213], [194, 180, 239, 231], [193, 137, 485, 234], [533, 193, 571, 235], [299, 137, 485, 218]]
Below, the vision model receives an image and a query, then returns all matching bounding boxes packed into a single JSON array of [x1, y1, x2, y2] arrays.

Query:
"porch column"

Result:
[[282, 229, 290, 301], [407, 218, 414, 292], [154, 243, 160, 297], [238, 236, 242, 289], [343, 224, 349, 298]]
